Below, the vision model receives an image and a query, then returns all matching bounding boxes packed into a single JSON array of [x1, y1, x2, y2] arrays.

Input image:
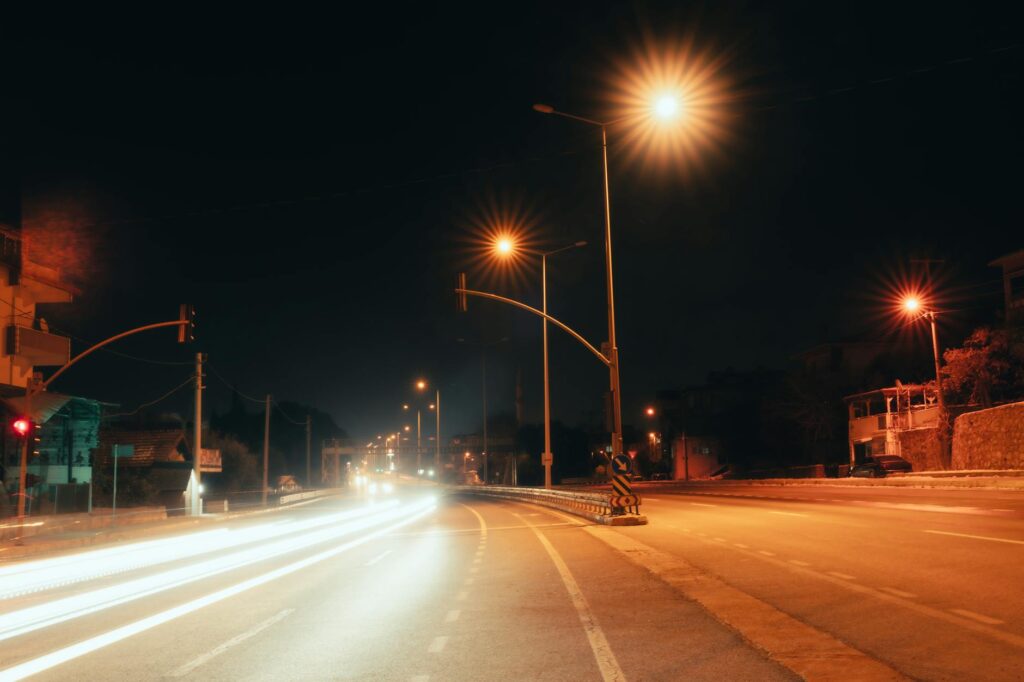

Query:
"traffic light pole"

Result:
[[192, 352, 204, 516], [15, 316, 191, 526]]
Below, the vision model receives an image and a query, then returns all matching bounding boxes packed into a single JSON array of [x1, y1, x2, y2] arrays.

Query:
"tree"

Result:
[[207, 432, 261, 492], [942, 326, 1024, 407]]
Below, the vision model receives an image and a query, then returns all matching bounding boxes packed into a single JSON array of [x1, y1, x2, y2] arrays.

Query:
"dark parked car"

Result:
[[850, 455, 913, 478]]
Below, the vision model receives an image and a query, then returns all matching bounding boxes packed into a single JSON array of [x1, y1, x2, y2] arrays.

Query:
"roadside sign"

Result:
[[112, 444, 135, 458], [200, 448, 222, 473], [611, 454, 632, 474], [610, 494, 640, 508], [611, 473, 632, 497]]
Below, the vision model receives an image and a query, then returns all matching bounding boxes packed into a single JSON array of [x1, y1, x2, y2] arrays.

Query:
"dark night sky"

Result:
[[3, 2, 1022, 442]]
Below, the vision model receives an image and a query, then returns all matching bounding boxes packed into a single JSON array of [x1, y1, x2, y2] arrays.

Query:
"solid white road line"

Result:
[[950, 609, 1004, 625], [923, 529, 1024, 546], [879, 587, 916, 599], [788, 559, 811, 567], [168, 609, 294, 677], [516, 514, 626, 682], [444, 609, 461, 623], [459, 503, 488, 539], [365, 550, 394, 566], [690, 502, 717, 507], [428, 636, 449, 653], [768, 511, 808, 518], [827, 572, 856, 581]]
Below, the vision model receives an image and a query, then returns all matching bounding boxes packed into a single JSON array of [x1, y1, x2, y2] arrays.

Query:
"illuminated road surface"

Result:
[[1, 484, 1021, 680], [0, 491, 791, 681]]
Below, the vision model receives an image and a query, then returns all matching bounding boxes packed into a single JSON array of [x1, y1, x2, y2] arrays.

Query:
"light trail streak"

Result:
[[0, 503, 398, 600], [0, 497, 437, 681], [0, 500, 412, 643]]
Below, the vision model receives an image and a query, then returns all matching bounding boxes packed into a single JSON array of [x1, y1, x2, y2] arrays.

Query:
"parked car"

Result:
[[850, 455, 913, 478]]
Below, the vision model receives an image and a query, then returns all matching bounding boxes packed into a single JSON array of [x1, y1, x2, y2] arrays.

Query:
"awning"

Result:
[[1, 393, 73, 424]]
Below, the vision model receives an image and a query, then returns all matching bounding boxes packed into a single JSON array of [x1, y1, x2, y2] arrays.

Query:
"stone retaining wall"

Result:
[[898, 427, 944, 471], [952, 401, 1024, 470]]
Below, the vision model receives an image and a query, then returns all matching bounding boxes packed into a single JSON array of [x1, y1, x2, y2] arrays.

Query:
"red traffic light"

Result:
[[12, 418, 31, 437]]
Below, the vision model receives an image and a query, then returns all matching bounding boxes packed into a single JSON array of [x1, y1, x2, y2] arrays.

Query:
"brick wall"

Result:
[[897, 427, 943, 471], [951, 401, 1024, 470]]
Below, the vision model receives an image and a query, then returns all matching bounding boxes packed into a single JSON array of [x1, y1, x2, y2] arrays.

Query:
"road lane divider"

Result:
[[168, 608, 295, 677], [583, 526, 908, 682], [660, 526, 1024, 653], [0, 497, 437, 682], [516, 514, 626, 682], [923, 529, 1024, 546]]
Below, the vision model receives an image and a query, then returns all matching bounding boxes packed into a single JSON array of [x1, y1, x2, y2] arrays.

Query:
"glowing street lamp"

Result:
[[493, 237, 587, 489], [417, 379, 441, 472], [900, 294, 946, 415], [645, 406, 656, 417]]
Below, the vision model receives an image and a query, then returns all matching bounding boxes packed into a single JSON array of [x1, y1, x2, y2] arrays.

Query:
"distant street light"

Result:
[[456, 336, 509, 485], [494, 237, 587, 489], [417, 379, 441, 472], [645, 406, 656, 417]]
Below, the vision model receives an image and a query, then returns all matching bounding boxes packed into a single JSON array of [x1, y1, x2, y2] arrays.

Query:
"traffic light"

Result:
[[457, 273, 467, 313], [12, 418, 30, 437], [178, 304, 196, 343]]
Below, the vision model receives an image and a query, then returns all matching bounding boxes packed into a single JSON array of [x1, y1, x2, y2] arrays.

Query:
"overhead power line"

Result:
[[102, 375, 194, 419]]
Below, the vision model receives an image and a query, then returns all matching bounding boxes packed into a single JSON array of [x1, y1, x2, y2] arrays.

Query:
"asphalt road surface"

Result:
[[0, 482, 1021, 681]]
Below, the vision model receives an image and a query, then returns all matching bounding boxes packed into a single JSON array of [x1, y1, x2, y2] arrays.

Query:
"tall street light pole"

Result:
[[416, 380, 441, 474], [533, 104, 635, 463], [495, 239, 586, 488]]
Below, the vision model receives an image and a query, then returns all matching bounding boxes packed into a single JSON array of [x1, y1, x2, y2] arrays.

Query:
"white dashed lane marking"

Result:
[[364, 550, 393, 566], [827, 571, 856, 580], [456, 591, 468, 601], [428, 636, 449, 653], [924, 529, 1024, 546], [768, 510, 808, 518], [690, 502, 717, 508], [788, 559, 811, 567], [879, 587, 916, 599], [950, 609, 1004, 625], [758, 550, 776, 556], [445, 609, 461, 623]]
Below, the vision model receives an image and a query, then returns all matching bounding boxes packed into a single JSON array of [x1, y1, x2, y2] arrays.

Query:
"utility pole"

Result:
[[435, 389, 441, 473], [193, 352, 204, 516], [305, 414, 312, 489], [416, 409, 421, 471], [262, 394, 271, 506], [481, 349, 488, 485]]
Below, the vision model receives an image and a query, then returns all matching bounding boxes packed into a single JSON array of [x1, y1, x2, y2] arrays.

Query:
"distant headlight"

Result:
[[368, 482, 378, 495], [382, 482, 394, 494]]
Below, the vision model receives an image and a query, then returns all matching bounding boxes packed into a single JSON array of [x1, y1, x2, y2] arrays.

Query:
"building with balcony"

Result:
[[843, 382, 941, 466]]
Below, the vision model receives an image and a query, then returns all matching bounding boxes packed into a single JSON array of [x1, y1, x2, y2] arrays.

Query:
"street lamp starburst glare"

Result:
[[607, 36, 733, 174]]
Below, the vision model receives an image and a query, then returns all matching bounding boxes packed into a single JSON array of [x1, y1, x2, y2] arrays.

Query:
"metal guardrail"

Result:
[[455, 485, 617, 517], [278, 488, 341, 505]]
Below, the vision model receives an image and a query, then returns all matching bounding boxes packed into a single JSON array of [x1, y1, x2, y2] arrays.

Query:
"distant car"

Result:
[[850, 455, 912, 478], [651, 472, 670, 481]]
